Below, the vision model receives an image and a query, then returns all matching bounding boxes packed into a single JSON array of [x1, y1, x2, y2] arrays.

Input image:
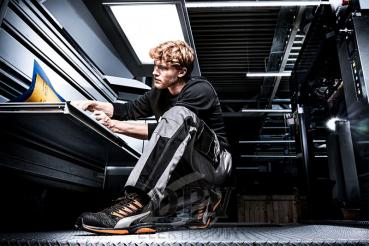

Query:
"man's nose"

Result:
[[153, 67, 159, 76], [152, 66, 160, 76]]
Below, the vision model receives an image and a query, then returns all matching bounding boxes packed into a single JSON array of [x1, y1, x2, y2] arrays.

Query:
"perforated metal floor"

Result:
[[1, 225, 369, 246]]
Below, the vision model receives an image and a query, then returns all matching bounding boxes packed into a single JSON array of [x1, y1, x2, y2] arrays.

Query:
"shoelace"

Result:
[[102, 191, 139, 215]]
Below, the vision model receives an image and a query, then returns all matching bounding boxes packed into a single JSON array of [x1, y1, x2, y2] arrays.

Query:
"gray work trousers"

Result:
[[125, 106, 232, 209]]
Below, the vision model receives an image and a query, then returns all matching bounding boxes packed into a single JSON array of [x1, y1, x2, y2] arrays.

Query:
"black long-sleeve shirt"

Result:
[[112, 77, 229, 150]]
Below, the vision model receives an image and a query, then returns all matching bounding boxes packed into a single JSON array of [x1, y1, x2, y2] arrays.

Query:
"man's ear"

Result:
[[178, 67, 187, 78]]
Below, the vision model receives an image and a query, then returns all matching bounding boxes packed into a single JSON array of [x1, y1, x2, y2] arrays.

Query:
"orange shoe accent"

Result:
[[83, 225, 129, 235], [135, 227, 157, 234], [212, 197, 222, 212], [111, 212, 124, 218], [193, 218, 211, 229]]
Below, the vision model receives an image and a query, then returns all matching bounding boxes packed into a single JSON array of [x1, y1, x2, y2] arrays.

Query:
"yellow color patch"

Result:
[[26, 74, 62, 102]]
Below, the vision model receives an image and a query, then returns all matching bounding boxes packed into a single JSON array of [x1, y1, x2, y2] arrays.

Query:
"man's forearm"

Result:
[[109, 121, 149, 140]]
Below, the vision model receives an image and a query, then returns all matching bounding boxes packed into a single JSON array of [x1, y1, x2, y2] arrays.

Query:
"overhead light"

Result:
[[246, 71, 292, 77], [108, 3, 185, 64], [326, 117, 342, 131], [186, 1, 330, 8]]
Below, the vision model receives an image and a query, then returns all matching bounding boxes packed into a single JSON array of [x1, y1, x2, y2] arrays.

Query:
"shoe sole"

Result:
[[80, 222, 157, 235], [187, 195, 222, 229]]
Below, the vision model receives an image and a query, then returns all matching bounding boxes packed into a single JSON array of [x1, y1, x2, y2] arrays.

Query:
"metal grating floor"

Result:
[[1, 225, 369, 246]]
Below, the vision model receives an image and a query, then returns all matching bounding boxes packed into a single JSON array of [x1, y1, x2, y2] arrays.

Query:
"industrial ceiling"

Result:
[[83, 0, 325, 167], [84, 0, 321, 110]]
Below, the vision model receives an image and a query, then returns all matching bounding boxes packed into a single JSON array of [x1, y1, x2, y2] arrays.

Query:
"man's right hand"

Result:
[[71, 100, 114, 118]]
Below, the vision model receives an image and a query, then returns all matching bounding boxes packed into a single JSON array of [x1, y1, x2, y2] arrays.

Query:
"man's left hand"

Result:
[[93, 110, 114, 129]]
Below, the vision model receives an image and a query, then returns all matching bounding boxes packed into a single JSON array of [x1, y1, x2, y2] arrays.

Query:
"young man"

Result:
[[73, 40, 232, 234]]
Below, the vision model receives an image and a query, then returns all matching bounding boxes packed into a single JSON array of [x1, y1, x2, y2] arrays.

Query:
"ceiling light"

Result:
[[246, 71, 292, 77], [186, 1, 330, 8], [326, 117, 342, 131], [108, 3, 185, 64]]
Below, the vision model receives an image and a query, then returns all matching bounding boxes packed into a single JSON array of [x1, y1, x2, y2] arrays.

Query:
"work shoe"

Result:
[[75, 191, 156, 235], [186, 190, 222, 229]]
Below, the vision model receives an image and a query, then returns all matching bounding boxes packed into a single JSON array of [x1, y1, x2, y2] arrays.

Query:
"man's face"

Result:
[[152, 60, 184, 90]]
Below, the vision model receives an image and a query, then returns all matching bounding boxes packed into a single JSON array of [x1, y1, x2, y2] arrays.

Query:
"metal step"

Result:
[[1, 225, 369, 245]]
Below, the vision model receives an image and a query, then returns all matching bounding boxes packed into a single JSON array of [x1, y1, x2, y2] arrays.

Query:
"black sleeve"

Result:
[[147, 123, 158, 139], [112, 90, 154, 121], [175, 82, 216, 115]]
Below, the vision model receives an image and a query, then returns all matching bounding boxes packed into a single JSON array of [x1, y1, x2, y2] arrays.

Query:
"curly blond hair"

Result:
[[149, 40, 195, 80]]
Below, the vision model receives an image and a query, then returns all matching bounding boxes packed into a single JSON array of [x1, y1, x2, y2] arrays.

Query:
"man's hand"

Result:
[[92, 110, 148, 140], [71, 100, 114, 118], [93, 110, 114, 128]]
